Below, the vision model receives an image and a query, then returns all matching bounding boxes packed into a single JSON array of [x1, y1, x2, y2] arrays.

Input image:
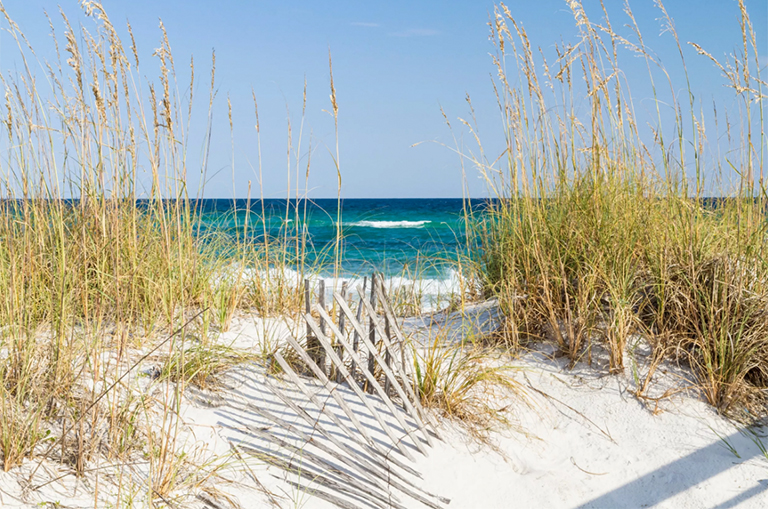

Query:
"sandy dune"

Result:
[[1, 309, 766, 508]]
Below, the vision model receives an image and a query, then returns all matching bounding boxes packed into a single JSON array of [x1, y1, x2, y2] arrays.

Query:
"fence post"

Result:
[[335, 281, 347, 383], [350, 277, 366, 383], [367, 273, 377, 393], [384, 312, 392, 396], [305, 278, 324, 374]]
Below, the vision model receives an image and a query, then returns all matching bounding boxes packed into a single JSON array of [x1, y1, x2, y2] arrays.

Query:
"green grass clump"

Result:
[[412, 326, 525, 437], [161, 343, 255, 390], [463, 1, 767, 417]]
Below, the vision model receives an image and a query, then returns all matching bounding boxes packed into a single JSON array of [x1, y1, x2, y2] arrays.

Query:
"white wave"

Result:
[[215, 263, 473, 314], [298, 269, 468, 314], [348, 220, 430, 229]]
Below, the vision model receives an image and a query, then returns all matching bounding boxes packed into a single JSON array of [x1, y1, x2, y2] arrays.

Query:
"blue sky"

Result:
[[1, 0, 766, 198]]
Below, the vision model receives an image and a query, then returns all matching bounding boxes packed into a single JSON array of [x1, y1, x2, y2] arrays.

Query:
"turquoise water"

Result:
[[195, 198, 472, 279]]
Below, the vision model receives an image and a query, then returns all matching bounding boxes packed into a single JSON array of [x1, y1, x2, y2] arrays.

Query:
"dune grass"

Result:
[[412, 332, 523, 438], [0, 2, 325, 505], [462, 0, 766, 418]]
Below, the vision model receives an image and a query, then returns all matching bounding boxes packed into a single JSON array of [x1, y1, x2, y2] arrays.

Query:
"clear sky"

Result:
[[1, 0, 766, 198]]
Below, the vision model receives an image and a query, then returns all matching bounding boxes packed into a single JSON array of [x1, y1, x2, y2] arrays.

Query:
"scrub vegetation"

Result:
[[460, 0, 767, 419]]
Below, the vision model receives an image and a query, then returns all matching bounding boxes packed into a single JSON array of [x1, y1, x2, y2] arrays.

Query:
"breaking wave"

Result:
[[348, 220, 430, 229]]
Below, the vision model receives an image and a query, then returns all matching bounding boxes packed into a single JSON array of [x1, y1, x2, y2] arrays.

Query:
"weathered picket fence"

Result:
[[255, 274, 448, 509]]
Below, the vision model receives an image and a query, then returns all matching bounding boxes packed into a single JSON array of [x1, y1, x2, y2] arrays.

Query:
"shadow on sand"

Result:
[[575, 429, 768, 508]]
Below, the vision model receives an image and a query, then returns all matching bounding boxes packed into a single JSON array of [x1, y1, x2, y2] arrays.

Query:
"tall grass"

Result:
[[464, 1, 767, 417], [0, 1, 326, 504], [0, 0, 206, 477]]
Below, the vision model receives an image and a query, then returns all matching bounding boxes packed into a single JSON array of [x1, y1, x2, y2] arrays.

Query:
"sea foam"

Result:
[[222, 265, 466, 314], [348, 220, 430, 228], [298, 269, 466, 313]]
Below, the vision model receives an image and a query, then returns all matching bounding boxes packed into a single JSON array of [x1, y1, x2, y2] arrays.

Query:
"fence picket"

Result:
[[312, 306, 430, 455], [323, 301, 434, 448], [304, 313, 418, 461]]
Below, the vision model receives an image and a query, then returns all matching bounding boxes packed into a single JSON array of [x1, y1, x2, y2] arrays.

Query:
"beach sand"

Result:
[[0, 308, 766, 508]]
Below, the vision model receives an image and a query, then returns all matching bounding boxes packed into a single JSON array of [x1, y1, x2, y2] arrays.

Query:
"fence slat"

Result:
[[305, 279, 325, 373], [350, 277, 367, 380], [304, 313, 417, 461], [319, 278, 327, 336], [312, 306, 430, 456], [325, 300, 434, 449], [373, 278, 408, 364], [367, 274, 377, 393], [336, 281, 348, 383], [384, 314, 392, 398]]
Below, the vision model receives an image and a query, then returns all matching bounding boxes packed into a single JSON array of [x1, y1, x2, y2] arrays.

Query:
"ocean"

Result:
[[195, 198, 476, 306]]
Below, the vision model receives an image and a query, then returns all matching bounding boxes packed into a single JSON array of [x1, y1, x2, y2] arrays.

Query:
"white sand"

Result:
[[416, 349, 768, 508], [407, 301, 768, 508], [1, 307, 766, 508]]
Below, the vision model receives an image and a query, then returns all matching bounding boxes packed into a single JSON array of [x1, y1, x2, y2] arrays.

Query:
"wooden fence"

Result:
[[253, 274, 448, 509]]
